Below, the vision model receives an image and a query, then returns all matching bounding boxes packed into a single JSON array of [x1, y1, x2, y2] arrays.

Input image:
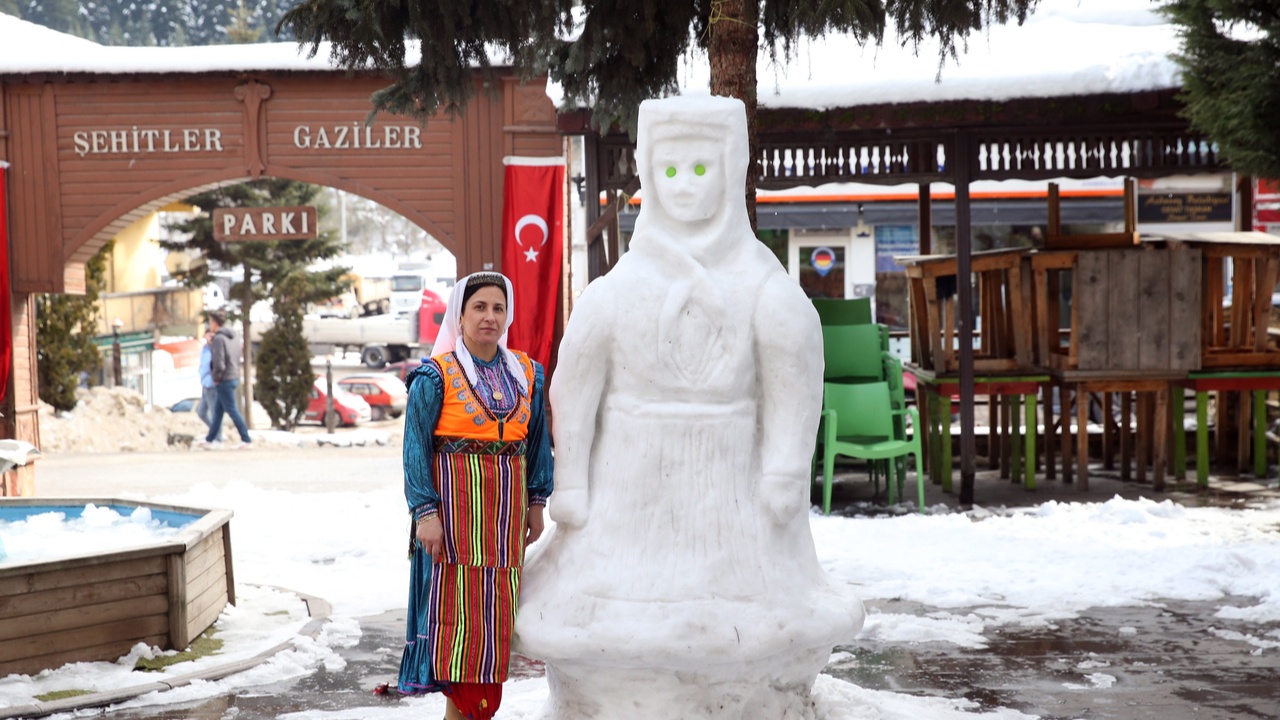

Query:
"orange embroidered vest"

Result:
[[430, 350, 535, 443]]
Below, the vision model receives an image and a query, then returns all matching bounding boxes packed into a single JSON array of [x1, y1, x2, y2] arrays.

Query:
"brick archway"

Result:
[[1, 68, 561, 468]]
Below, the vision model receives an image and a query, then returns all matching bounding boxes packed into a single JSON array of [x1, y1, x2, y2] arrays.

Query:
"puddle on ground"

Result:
[[828, 597, 1280, 719]]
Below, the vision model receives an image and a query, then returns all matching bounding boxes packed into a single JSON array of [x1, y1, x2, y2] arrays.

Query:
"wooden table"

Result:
[[910, 365, 1049, 492], [1174, 371, 1280, 486], [1051, 372, 1185, 492]]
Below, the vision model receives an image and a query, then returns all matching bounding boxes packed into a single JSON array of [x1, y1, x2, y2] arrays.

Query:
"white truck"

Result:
[[250, 314, 424, 368]]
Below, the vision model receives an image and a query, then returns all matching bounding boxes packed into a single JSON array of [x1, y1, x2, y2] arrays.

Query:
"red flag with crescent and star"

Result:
[[500, 157, 565, 370]]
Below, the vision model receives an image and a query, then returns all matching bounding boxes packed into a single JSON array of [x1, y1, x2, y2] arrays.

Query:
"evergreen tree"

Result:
[[1163, 1, 1280, 180], [17, 0, 88, 38], [253, 274, 314, 430], [36, 243, 110, 413], [0, 1, 20, 19], [279, 0, 1039, 227], [225, 0, 262, 44]]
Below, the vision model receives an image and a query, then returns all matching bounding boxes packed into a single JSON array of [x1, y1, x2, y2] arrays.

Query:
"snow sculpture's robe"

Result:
[[516, 95, 865, 719]]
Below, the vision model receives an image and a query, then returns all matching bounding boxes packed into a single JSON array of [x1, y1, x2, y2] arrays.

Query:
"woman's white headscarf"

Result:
[[432, 272, 529, 394]]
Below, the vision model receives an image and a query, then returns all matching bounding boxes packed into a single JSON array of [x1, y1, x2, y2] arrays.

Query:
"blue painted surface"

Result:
[[0, 504, 200, 529]]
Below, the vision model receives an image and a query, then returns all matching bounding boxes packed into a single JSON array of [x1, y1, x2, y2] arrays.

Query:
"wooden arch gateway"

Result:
[[0, 65, 561, 466]]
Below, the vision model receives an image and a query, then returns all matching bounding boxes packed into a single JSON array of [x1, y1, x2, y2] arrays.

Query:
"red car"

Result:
[[337, 374, 409, 421], [384, 358, 425, 383], [304, 378, 373, 426]]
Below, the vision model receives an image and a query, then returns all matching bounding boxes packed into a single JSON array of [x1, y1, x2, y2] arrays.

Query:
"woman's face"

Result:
[[649, 138, 724, 224], [460, 285, 508, 350]]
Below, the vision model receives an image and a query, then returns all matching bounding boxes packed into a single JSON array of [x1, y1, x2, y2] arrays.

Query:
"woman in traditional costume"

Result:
[[396, 272, 553, 720]]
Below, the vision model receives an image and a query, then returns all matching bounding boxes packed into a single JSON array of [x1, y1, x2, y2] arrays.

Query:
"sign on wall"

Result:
[[1137, 192, 1232, 224], [875, 225, 918, 273], [212, 206, 318, 242]]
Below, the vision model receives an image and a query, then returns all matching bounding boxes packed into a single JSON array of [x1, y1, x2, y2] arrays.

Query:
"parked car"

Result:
[[337, 374, 408, 421], [303, 378, 372, 427], [170, 397, 199, 413], [384, 358, 426, 383]]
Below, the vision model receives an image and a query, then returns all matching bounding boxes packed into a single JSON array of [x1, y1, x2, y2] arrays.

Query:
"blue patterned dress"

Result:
[[397, 351, 553, 694]]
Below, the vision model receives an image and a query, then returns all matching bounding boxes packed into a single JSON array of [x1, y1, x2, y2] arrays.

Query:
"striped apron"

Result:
[[426, 350, 534, 683]]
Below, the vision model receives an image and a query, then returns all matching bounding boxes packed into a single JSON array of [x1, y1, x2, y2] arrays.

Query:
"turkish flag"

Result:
[[501, 157, 564, 370], [0, 162, 11, 408]]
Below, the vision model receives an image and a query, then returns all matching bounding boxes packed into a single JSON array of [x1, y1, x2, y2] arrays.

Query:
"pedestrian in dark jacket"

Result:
[[197, 310, 252, 449]]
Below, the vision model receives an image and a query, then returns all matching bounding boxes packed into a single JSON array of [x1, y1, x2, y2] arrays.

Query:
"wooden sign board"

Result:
[[1137, 192, 1232, 225], [213, 206, 317, 242]]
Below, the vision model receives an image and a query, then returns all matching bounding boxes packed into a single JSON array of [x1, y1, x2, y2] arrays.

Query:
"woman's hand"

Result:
[[526, 504, 545, 545], [414, 516, 445, 562]]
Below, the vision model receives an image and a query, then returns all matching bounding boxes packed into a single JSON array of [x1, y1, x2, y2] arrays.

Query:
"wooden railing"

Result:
[[592, 123, 1224, 193]]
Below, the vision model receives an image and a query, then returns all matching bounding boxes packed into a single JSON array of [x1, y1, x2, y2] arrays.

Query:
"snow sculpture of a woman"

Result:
[[515, 95, 864, 719]]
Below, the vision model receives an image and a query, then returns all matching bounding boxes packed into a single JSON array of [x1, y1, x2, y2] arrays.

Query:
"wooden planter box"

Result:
[[899, 248, 1033, 375], [0, 499, 234, 677], [1030, 244, 1201, 374]]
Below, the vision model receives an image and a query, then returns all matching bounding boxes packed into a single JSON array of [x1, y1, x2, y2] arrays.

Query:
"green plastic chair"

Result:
[[879, 353, 911, 491], [821, 324, 885, 383], [813, 297, 872, 326], [815, 323, 889, 501], [819, 381, 925, 515]]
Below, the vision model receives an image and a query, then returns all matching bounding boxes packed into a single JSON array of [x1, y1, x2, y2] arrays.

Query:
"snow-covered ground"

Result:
[[2, 479, 1277, 718]]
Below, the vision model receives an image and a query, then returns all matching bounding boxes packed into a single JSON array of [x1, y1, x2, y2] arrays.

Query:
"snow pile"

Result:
[[36, 386, 398, 455], [37, 387, 208, 454], [0, 503, 186, 566]]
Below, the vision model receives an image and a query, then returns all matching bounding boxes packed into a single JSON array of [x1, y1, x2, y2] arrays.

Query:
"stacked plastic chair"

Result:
[[813, 298, 924, 514]]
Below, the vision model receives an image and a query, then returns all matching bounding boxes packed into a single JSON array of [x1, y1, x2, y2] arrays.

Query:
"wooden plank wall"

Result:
[[4, 296, 39, 475], [1076, 246, 1201, 372], [182, 528, 230, 647], [56, 80, 241, 269], [0, 555, 171, 677], [4, 85, 62, 293], [1169, 248, 1202, 369], [264, 76, 459, 257]]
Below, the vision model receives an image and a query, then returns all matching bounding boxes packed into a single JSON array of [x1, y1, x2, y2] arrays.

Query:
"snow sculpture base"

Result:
[[516, 95, 863, 719], [539, 652, 828, 720], [519, 584, 860, 719]]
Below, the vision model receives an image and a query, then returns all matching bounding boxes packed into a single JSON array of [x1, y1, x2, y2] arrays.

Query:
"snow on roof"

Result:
[[607, 0, 1183, 110], [1, 0, 1181, 109]]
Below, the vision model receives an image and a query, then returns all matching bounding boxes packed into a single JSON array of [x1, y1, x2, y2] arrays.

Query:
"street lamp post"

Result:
[[111, 317, 124, 387], [324, 356, 336, 434]]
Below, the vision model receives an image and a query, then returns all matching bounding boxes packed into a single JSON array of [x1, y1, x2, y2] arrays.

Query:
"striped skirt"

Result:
[[426, 440, 528, 684]]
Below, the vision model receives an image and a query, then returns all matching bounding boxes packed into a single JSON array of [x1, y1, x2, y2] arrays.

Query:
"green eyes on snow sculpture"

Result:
[[665, 164, 707, 177]]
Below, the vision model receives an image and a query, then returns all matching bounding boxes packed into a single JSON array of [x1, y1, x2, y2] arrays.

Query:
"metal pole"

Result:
[[111, 325, 122, 387], [954, 132, 977, 505], [325, 357, 336, 434], [917, 183, 932, 255], [241, 262, 254, 429]]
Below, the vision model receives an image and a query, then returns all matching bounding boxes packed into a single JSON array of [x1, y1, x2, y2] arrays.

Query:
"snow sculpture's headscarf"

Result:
[[628, 96, 753, 361], [630, 95, 752, 245], [432, 271, 529, 394]]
